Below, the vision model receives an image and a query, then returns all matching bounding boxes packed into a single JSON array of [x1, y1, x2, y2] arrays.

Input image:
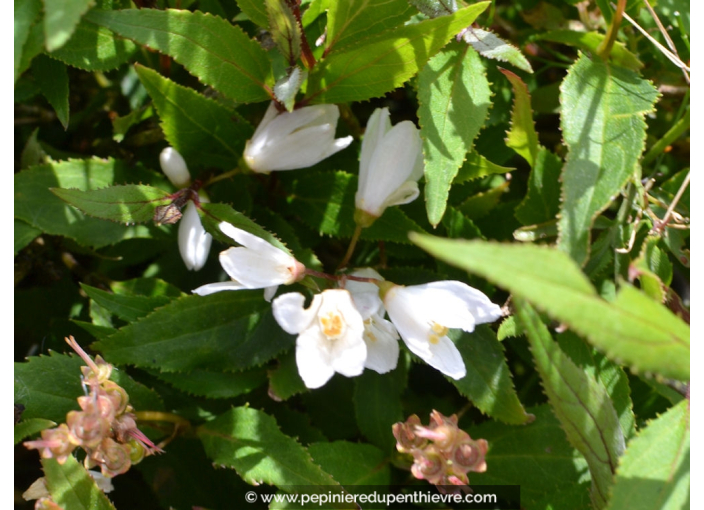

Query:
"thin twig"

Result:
[[642, 0, 690, 83], [652, 170, 690, 234]]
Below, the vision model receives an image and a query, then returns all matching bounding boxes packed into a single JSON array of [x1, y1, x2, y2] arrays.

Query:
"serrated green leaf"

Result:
[[72, 320, 117, 340], [305, 2, 489, 103], [135, 64, 252, 171], [154, 367, 267, 399], [515, 148, 563, 225], [353, 367, 405, 451], [17, 22, 44, 79], [325, 0, 414, 53], [14, 0, 42, 83], [15, 158, 171, 248], [457, 180, 509, 219], [50, 17, 137, 71], [31, 55, 70, 129], [606, 400, 689, 510], [537, 30, 643, 71], [236, 0, 269, 27], [496, 316, 519, 341], [43, 0, 95, 52], [452, 326, 533, 424], [463, 27, 533, 73], [419, 44, 491, 226], [80, 283, 174, 322], [198, 407, 341, 488], [94, 292, 293, 372], [269, 349, 307, 401], [556, 330, 636, 440], [410, 236, 690, 381], [266, 0, 301, 64], [15, 351, 163, 423], [308, 441, 391, 486], [442, 206, 483, 240], [286, 171, 425, 243], [51, 184, 172, 225], [558, 54, 658, 266], [454, 150, 514, 184], [14, 219, 41, 255], [515, 299, 623, 509], [42, 455, 116, 510], [86, 8, 273, 103], [500, 68, 539, 167], [469, 405, 591, 509], [15, 418, 56, 445], [200, 202, 291, 254], [111, 277, 185, 299]]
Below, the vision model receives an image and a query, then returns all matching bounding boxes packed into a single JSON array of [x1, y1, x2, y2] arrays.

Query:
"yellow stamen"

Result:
[[320, 311, 345, 339]]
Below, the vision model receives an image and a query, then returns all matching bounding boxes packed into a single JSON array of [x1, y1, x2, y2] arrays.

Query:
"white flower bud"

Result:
[[243, 102, 353, 172], [178, 200, 212, 271], [159, 147, 192, 188]]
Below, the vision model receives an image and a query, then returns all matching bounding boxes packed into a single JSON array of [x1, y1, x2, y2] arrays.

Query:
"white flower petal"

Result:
[[219, 247, 292, 288], [272, 292, 320, 334], [159, 147, 191, 188], [346, 268, 385, 318], [264, 285, 279, 302], [363, 314, 399, 374], [192, 281, 247, 296], [422, 335, 466, 380], [244, 102, 351, 173], [178, 202, 212, 271], [296, 328, 336, 389]]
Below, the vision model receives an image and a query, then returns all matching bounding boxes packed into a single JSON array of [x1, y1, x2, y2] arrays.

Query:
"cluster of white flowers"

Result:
[[165, 102, 502, 387]]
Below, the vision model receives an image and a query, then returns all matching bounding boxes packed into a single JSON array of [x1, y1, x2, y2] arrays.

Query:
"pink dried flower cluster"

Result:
[[24, 336, 162, 478], [392, 410, 488, 487]]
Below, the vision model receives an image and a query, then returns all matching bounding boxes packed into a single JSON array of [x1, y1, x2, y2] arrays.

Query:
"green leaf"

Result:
[[463, 27, 533, 73], [31, 55, 70, 129], [266, 0, 301, 64], [558, 54, 658, 266], [419, 44, 491, 226], [135, 64, 252, 171], [556, 331, 636, 440], [43, 0, 95, 52], [268, 349, 307, 401], [536, 30, 643, 71], [308, 441, 391, 486], [515, 148, 563, 225], [17, 22, 44, 79], [111, 277, 185, 299], [235, 0, 269, 27], [469, 405, 591, 509], [454, 150, 514, 184], [200, 202, 291, 254], [15, 418, 56, 445], [515, 299, 623, 509], [80, 283, 175, 322], [286, 171, 425, 243], [457, 180, 509, 219], [111, 104, 153, 142], [452, 326, 533, 424], [353, 367, 405, 451], [198, 407, 341, 488], [442, 206, 483, 240], [14, 219, 41, 255], [86, 8, 273, 103], [325, 0, 414, 53], [50, 17, 137, 71], [15, 158, 171, 248], [15, 351, 163, 423], [14, 0, 42, 83], [51, 184, 172, 225], [305, 2, 489, 103], [154, 367, 267, 399], [500, 68, 539, 168], [606, 400, 690, 510], [409, 236, 690, 381], [42, 455, 116, 510], [94, 292, 293, 372]]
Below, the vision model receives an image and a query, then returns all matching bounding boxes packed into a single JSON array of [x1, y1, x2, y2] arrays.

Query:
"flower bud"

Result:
[[243, 102, 353, 172], [159, 147, 191, 188], [178, 200, 212, 271]]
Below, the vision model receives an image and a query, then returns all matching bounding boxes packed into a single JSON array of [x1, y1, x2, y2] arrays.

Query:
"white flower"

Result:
[[159, 147, 191, 188], [355, 108, 424, 225], [273, 289, 367, 389], [159, 147, 212, 271], [345, 268, 399, 374], [193, 221, 305, 300], [382, 281, 502, 379], [243, 102, 353, 172], [178, 200, 213, 271]]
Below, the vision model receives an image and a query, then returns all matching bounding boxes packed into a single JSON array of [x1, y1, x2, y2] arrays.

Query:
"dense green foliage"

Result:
[[15, 1, 689, 509]]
